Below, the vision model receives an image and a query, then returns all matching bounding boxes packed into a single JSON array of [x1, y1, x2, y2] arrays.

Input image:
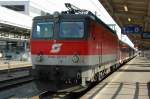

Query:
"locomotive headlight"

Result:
[[36, 55, 43, 62], [72, 55, 80, 63]]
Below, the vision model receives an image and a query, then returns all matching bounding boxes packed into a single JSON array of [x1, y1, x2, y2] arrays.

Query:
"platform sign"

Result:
[[142, 32, 150, 39], [121, 25, 142, 34]]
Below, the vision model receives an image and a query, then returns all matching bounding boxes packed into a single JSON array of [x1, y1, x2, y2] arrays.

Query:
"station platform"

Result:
[[0, 60, 31, 71], [0, 60, 32, 89], [81, 56, 150, 99]]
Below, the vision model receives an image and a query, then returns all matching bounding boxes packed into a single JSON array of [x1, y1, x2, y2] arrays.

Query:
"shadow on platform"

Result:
[[99, 82, 150, 99], [118, 69, 150, 72]]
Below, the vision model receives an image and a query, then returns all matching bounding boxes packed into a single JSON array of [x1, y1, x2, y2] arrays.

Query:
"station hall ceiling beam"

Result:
[[111, 0, 126, 3], [114, 13, 150, 23], [99, 0, 123, 27]]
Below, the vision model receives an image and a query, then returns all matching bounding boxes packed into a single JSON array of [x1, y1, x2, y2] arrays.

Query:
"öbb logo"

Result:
[[50, 43, 62, 53]]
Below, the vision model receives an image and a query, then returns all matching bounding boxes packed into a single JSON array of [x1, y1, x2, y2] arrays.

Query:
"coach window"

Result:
[[33, 22, 54, 39], [59, 22, 84, 39]]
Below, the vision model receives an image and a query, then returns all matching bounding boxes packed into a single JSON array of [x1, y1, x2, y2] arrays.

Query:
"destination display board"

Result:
[[121, 25, 142, 34]]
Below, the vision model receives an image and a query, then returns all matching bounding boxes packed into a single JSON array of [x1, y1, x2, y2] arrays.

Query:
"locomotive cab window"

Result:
[[59, 22, 84, 39], [32, 22, 54, 39]]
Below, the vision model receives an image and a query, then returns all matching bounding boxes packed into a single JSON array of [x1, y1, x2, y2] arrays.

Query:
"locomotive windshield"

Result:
[[32, 22, 54, 39], [32, 19, 86, 40], [59, 22, 84, 39]]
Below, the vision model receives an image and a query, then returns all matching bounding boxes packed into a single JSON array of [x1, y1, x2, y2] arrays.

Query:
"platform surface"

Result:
[[0, 60, 31, 70], [81, 56, 150, 99]]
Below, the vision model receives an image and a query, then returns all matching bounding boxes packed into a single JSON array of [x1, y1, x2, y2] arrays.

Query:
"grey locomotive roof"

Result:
[[33, 12, 117, 36]]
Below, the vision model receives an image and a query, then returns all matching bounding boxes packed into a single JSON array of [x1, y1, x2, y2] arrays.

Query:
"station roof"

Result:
[[0, 6, 32, 29], [0, 6, 32, 42], [0, 6, 32, 36], [99, 0, 150, 50]]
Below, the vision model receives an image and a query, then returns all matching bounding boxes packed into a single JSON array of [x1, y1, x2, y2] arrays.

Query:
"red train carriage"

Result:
[[119, 41, 135, 64], [30, 4, 135, 86]]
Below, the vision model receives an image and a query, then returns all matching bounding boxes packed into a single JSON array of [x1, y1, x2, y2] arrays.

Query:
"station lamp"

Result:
[[128, 18, 131, 22], [124, 5, 128, 12]]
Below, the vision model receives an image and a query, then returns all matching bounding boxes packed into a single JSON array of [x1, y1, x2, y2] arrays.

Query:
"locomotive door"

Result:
[[98, 30, 103, 67]]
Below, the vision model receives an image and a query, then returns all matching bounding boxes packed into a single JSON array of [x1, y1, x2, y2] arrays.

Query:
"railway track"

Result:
[[0, 75, 33, 90], [3, 81, 88, 99], [0, 66, 33, 90], [28, 71, 113, 99], [29, 87, 88, 99], [38, 85, 88, 99]]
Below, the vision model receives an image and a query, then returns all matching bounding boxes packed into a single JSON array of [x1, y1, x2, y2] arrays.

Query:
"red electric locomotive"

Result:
[[30, 3, 135, 86]]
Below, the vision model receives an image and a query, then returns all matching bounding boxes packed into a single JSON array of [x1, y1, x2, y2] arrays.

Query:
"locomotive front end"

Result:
[[30, 13, 89, 84]]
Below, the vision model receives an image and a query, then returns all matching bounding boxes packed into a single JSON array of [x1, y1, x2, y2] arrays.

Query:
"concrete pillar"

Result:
[[24, 41, 27, 52]]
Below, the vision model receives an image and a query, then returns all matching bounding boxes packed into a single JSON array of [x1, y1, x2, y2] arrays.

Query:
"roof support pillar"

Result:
[[144, 0, 150, 31]]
